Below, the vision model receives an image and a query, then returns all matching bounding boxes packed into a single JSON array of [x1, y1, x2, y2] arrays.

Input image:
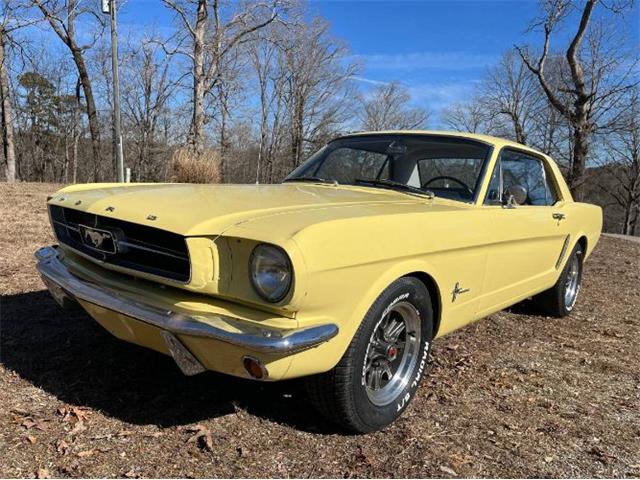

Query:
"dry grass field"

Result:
[[1, 182, 639, 478]]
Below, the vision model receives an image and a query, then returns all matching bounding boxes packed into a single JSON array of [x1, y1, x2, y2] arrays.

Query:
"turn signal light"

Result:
[[242, 356, 268, 380]]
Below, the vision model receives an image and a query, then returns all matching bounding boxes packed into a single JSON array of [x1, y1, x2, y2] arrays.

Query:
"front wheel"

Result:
[[305, 277, 433, 433]]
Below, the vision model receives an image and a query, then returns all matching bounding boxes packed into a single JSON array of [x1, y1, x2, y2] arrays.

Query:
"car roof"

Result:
[[337, 130, 549, 158]]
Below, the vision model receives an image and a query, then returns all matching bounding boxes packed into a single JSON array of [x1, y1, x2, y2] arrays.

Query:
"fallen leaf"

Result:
[[58, 406, 91, 424], [36, 468, 50, 479], [56, 439, 70, 455], [186, 424, 213, 452], [21, 418, 37, 429], [69, 421, 87, 436], [71, 407, 91, 422], [77, 449, 95, 458], [440, 466, 458, 476], [57, 407, 70, 419], [589, 446, 614, 464]]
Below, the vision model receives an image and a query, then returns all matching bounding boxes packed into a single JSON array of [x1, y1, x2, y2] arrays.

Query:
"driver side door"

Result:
[[478, 148, 570, 316]]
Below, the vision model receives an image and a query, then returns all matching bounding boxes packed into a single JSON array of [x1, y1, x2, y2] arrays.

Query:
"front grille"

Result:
[[49, 205, 190, 282]]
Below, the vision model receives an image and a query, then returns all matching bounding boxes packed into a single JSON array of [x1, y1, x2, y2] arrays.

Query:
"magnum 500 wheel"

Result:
[[305, 277, 433, 433]]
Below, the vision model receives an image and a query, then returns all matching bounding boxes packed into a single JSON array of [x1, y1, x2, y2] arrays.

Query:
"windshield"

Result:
[[284, 135, 491, 202]]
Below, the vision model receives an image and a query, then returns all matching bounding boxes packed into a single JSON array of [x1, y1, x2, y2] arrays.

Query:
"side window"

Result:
[[484, 162, 502, 205], [484, 150, 558, 206], [314, 148, 389, 183]]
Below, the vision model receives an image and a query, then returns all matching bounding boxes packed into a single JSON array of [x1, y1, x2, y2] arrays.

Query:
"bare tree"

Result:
[[121, 37, 178, 181], [211, 44, 246, 179], [251, 27, 288, 183], [162, 0, 286, 157], [600, 89, 640, 235], [32, 0, 105, 181], [0, 0, 36, 182], [441, 101, 493, 134], [516, 0, 637, 200], [248, 17, 357, 179], [481, 50, 542, 144], [357, 82, 429, 132], [0, 26, 16, 181]]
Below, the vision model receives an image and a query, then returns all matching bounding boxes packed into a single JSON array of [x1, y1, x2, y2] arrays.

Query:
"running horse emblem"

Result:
[[83, 228, 112, 249]]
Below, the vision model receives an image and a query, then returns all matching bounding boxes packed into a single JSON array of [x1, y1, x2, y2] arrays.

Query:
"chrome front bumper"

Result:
[[35, 246, 338, 356]]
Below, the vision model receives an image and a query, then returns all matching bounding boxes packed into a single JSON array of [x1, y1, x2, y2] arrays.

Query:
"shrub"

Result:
[[169, 148, 221, 184]]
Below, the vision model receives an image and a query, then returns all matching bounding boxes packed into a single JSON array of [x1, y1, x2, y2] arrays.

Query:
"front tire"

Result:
[[305, 277, 433, 433], [531, 243, 584, 317]]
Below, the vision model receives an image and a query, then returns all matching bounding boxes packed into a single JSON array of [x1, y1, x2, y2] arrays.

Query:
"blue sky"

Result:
[[113, 0, 640, 124], [311, 0, 540, 113]]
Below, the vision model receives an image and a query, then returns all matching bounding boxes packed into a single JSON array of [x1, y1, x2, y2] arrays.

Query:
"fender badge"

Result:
[[452, 282, 470, 303]]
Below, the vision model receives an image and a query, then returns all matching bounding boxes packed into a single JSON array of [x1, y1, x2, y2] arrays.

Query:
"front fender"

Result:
[[286, 258, 445, 376]]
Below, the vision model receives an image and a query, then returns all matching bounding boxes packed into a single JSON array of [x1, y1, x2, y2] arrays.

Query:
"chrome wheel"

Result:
[[564, 254, 581, 310], [362, 301, 421, 406]]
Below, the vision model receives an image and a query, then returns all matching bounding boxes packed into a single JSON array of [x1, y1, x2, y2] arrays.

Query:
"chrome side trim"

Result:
[[556, 235, 571, 269], [35, 246, 338, 354]]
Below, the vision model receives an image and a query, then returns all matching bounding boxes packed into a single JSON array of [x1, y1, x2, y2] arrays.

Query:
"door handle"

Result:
[[552, 212, 566, 221]]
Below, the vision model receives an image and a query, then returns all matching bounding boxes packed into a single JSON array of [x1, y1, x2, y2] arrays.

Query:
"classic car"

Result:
[[36, 131, 602, 433]]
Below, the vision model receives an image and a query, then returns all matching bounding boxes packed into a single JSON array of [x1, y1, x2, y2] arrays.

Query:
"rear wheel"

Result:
[[531, 243, 584, 317], [305, 277, 433, 433]]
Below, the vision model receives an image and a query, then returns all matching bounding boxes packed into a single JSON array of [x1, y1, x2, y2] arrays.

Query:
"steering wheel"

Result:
[[422, 176, 473, 196]]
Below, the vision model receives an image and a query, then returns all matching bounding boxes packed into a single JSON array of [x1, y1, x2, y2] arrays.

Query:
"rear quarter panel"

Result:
[[564, 201, 603, 260]]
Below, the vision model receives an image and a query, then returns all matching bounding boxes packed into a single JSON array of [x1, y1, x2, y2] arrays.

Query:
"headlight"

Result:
[[249, 244, 293, 303]]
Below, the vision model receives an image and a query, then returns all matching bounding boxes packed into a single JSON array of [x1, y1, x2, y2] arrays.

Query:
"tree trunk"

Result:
[[71, 79, 81, 183], [513, 114, 527, 145], [622, 203, 633, 235], [569, 122, 589, 201], [291, 99, 305, 168], [70, 46, 101, 181], [218, 98, 229, 181], [631, 204, 639, 236], [0, 32, 17, 182], [187, 0, 207, 156]]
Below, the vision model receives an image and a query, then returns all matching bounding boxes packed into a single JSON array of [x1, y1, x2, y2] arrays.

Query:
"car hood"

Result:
[[50, 182, 451, 236]]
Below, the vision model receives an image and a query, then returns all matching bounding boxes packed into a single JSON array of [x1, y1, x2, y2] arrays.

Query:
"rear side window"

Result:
[[485, 149, 558, 206]]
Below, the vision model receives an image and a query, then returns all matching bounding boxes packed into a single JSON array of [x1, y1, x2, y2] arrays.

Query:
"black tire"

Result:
[[305, 277, 433, 433], [531, 243, 584, 317]]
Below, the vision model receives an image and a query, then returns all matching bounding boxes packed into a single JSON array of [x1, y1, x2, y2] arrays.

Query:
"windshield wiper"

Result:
[[283, 176, 338, 185], [353, 178, 434, 197]]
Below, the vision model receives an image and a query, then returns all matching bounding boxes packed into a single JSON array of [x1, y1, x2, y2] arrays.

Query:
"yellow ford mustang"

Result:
[[36, 131, 602, 432]]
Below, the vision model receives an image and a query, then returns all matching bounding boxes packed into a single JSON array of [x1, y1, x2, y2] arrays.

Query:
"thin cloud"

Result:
[[408, 82, 477, 107], [349, 76, 393, 86], [353, 51, 499, 72]]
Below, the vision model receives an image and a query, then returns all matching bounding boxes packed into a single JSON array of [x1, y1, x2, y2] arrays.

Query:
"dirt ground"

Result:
[[1, 182, 639, 478]]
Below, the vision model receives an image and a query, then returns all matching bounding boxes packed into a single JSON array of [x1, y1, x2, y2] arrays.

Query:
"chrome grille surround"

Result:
[[49, 205, 191, 282]]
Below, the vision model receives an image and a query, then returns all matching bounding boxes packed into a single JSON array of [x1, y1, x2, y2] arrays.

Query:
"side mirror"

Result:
[[504, 184, 527, 208]]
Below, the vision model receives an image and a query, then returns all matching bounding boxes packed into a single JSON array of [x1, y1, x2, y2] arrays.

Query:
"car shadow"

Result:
[[1, 290, 337, 434]]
